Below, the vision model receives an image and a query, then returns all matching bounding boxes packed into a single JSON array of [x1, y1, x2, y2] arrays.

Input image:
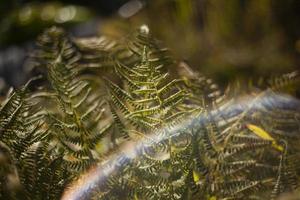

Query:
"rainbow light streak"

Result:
[[61, 92, 300, 200]]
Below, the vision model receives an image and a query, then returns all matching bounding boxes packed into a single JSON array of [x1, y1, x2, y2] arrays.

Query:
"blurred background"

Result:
[[1, 0, 300, 90]]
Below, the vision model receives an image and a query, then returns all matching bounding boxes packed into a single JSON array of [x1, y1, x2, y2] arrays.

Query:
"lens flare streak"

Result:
[[61, 92, 300, 200]]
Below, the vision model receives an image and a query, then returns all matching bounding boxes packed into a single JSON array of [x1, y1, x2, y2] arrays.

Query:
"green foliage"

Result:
[[0, 26, 300, 200], [0, 78, 68, 200]]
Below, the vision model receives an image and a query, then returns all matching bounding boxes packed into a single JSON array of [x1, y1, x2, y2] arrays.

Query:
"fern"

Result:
[[35, 27, 113, 172], [0, 79, 69, 200], [110, 48, 189, 133], [0, 25, 299, 200]]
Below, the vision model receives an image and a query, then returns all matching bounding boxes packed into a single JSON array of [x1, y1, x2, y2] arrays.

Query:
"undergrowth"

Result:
[[0, 25, 300, 200]]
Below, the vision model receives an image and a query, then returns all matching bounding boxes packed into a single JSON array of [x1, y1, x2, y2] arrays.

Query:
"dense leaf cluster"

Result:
[[0, 26, 300, 200]]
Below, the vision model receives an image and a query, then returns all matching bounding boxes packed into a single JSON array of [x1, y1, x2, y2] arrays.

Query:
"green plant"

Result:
[[0, 26, 300, 200]]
